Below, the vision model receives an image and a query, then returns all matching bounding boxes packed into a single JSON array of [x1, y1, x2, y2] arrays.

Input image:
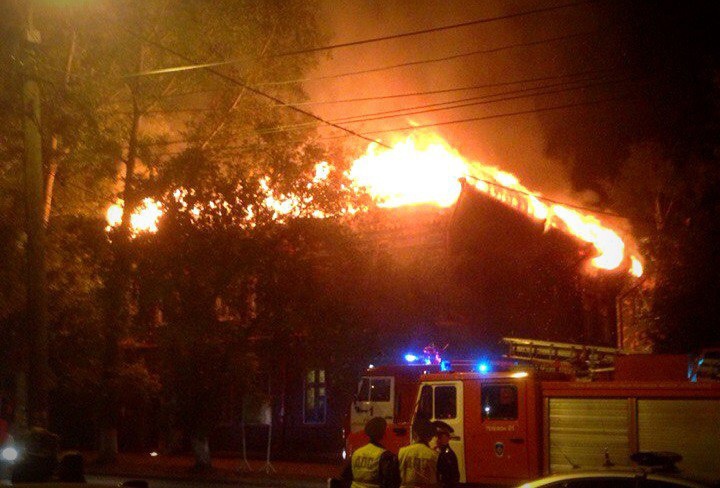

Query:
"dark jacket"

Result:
[[437, 445, 459, 488]]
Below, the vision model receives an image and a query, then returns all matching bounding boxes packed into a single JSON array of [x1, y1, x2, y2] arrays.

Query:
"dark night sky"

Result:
[[308, 0, 720, 203]]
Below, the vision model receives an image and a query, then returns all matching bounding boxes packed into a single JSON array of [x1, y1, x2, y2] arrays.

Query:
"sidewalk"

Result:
[[83, 452, 343, 486]]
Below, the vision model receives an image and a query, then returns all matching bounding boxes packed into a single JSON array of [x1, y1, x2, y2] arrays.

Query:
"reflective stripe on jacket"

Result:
[[398, 442, 439, 488], [351, 442, 387, 488]]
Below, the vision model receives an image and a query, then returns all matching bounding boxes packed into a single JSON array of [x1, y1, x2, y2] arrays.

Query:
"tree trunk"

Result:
[[22, 4, 49, 430], [191, 435, 211, 470], [98, 427, 118, 462], [43, 31, 75, 227], [98, 41, 144, 463]]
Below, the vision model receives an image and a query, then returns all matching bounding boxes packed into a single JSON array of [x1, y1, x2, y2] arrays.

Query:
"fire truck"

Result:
[[345, 339, 720, 485], [346, 362, 440, 456], [345, 345, 479, 457]]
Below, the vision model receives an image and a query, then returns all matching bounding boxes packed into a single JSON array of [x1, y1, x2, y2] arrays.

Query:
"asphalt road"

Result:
[[87, 475, 326, 488]]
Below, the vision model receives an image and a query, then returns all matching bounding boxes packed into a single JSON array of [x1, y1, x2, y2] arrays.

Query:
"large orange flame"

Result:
[[106, 197, 163, 236], [349, 133, 643, 277], [106, 134, 643, 277]]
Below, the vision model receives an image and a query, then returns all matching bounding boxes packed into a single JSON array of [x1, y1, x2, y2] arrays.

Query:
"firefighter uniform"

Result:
[[398, 441, 439, 488]]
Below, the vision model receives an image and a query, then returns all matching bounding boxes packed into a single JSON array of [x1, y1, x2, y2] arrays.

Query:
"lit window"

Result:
[[304, 368, 327, 424]]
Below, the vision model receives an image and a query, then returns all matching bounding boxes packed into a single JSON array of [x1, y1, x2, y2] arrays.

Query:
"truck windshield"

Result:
[[357, 378, 370, 402], [357, 377, 392, 402], [417, 385, 433, 420]]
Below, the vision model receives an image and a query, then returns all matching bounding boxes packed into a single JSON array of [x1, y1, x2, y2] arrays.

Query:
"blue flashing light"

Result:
[[440, 360, 450, 372], [424, 358, 432, 365], [477, 361, 490, 374], [405, 354, 419, 363]]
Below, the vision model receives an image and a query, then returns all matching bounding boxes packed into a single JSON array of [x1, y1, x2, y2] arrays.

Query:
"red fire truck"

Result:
[[345, 339, 720, 484], [345, 362, 441, 457]]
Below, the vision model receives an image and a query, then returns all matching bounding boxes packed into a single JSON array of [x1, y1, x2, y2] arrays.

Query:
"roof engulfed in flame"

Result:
[[106, 133, 643, 277], [349, 138, 466, 208], [349, 133, 643, 277]]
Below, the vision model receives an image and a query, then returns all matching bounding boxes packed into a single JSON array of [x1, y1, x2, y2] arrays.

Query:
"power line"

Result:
[[315, 91, 640, 140], [121, 28, 390, 149], [114, 63, 621, 108], [114, 67, 624, 116], [256, 30, 596, 87], [151, 89, 641, 151], [128, 0, 596, 78], [275, 67, 623, 106], [333, 77, 639, 124], [257, 75, 640, 135], [112, 70, 624, 118]]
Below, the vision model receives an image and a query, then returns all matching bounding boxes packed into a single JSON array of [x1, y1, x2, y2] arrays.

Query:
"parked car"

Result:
[[517, 471, 712, 488]]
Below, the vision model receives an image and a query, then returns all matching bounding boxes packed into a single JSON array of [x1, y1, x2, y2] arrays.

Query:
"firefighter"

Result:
[[432, 421, 459, 488], [341, 417, 400, 488], [398, 418, 438, 488]]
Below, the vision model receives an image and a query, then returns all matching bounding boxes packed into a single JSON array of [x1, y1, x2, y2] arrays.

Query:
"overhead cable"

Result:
[[256, 30, 597, 86], [127, 0, 596, 78], [121, 28, 390, 149], [258, 76, 641, 134]]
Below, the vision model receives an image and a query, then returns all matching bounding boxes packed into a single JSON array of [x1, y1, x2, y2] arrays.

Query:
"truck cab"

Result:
[[413, 370, 541, 484], [346, 364, 441, 456]]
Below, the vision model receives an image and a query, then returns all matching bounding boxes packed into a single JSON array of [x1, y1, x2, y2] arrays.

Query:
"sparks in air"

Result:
[[106, 134, 643, 277]]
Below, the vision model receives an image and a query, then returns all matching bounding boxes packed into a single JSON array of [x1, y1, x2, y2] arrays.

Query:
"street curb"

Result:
[[87, 472, 328, 488], [85, 464, 334, 487]]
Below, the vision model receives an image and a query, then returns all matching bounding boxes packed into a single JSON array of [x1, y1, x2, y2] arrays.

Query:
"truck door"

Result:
[[416, 381, 466, 483], [465, 379, 530, 483], [351, 376, 395, 432]]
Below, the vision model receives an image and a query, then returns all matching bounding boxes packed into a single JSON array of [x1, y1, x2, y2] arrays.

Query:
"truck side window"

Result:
[[481, 385, 518, 420], [417, 385, 433, 420], [357, 377, 370, 402], [370, 378, 391, 402], [434, 385, 457, 419]]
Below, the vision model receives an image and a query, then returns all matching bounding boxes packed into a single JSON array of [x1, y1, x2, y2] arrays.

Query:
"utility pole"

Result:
[[21, 0, 50, 429]]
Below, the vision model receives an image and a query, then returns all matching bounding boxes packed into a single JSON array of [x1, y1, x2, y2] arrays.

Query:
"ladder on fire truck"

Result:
[[502, 337, 621, 377]]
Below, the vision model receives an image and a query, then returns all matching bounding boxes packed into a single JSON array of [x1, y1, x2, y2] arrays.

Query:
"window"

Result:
[[416, 384, 457, 420], [481, 385, 518, 420], [357, 377, 370, 402], [417, 385, 433, 420], [304, 369, 327, 424], [356, 377, 391, 402], [370, 378, 391, 402], [434, 386, 457, 419]]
